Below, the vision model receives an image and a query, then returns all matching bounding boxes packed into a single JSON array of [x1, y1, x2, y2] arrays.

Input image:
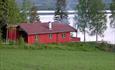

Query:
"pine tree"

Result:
[[30, 4, 40, 23], [54, 0, 69, 24], [110, 0, 115, 28]]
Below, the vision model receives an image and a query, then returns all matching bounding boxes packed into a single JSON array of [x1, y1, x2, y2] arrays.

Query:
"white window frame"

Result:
[[49, 34, 52, 39], [62, 33, 66, 38]]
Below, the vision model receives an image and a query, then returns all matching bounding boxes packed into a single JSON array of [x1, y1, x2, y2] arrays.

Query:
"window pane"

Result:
[[62, 33, 66, 38], [49, 34, 52, 39], [35, 35, 38, 41]]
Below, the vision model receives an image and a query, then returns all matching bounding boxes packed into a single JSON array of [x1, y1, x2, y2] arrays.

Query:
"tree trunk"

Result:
[[84, 31, 86, 42], [96, 33, 98, 43], [83, 23, 86, 42], [6, 27, 8, 43], [96, 23, 98, 43]]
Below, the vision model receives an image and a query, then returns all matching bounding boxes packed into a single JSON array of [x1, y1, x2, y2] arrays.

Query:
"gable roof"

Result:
[[19, 22, 77, 35]]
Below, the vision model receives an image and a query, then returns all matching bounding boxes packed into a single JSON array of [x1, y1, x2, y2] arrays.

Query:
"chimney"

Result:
[[49, 22, 52, 30]]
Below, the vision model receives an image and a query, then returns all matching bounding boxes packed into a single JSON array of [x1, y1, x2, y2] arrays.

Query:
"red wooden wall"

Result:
[[27, 32, 71, 44], [7, 28, 80, 44], [27, 35, 36, 44], [38, 33, 57, 43], [7, 27, 19, 41], [57, 32, 70, 43]]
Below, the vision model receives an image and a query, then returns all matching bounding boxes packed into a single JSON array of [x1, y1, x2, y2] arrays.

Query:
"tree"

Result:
[[88, 0, 107, 42], [29, 4, 40, 23], [7, 0, 22, 24], [0, 0, 22, 41], [7, 0, 24, 42], [0, 0, 7, 31], [54, 0, 69, 24], [76, 0, 89, 42], [0, 0, 7, 40], [20, 0, 32, 23], [110, 0, 115, 28]]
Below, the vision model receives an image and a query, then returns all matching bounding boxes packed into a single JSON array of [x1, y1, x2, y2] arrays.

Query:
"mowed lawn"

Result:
[[0, 49, 115, 70]]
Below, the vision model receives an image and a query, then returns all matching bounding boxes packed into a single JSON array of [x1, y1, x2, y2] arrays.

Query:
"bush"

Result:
[[0, 40, 114, 52], [61, 42, 99, 51], [17, 37, 25, 45], [94, 41, 115, 52]]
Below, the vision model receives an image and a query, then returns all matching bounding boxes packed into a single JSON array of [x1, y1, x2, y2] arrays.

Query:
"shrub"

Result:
[[94, 41, 115, 52]]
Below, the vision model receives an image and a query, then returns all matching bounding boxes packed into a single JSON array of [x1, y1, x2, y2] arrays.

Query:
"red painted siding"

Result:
[[8, 31, 80, 44], [7, 28, 19, 41], [27, 32, 72, 44], [71, 37, 80, 42], [27, 35, 35, 44], [38, 34, 57, 43], [56, 32, 71, 43]]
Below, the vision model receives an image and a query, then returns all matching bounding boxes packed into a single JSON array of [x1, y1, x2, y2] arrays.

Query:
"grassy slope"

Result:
[[0, 49, 115, 70]]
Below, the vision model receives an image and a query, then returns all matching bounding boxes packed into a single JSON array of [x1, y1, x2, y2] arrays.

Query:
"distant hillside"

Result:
[[16, 0, 112, 10]]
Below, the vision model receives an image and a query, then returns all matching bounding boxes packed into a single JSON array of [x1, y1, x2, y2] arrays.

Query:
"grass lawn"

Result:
[[0, 49, 115, 70]]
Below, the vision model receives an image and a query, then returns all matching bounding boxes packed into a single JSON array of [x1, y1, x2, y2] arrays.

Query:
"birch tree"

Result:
[[76, 0, 89, 42], [88, 0, 107, 42], [20, 0, 32, 23], [110, 0, 115, 28]]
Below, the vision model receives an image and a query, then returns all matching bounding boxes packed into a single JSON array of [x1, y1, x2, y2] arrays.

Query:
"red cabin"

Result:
[[7, 22, 80, 44], [7, 25, 19, 41]]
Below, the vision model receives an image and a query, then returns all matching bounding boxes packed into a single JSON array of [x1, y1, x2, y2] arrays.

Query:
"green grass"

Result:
[[0, 48, 115, 70], [0, 42, 114, 51]]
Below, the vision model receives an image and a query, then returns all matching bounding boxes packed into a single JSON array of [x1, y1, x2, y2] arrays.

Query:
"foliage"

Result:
[[0, 0, 7, 32], [29, 5, 40, 23], [110, 0, 115, 28], [54, 0, 69, 24], [18, 37, 25, 45], [87, 0, 107, 42], [20, 0, 32, 23], [1, 41, 115, 52], [7, 0, 22, 24], [76, 0, 89, 42], [20, 0, 40, 23], [97, 42, 114, 51], [76, 0, 107, 42]]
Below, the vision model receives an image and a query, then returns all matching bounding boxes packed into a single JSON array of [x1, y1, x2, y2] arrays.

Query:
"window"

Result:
[[62, 33, 66, 38], [35, 35, 38, 41], [49, 34, 52, 39]]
